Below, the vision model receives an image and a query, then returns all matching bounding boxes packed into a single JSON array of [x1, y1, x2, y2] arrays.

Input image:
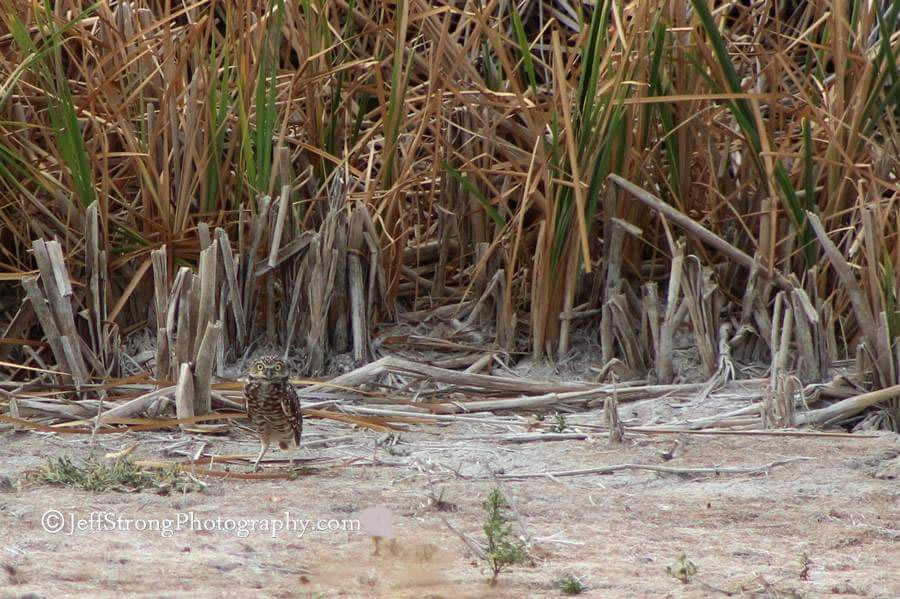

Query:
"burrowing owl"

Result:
[[243, 355, 303, 471]]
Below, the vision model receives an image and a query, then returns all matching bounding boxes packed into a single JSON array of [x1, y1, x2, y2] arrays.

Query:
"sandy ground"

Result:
[[0, 407, 897, 599]]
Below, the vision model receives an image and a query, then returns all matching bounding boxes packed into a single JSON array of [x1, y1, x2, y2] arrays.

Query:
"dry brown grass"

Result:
[[0, 1, 897, 422]]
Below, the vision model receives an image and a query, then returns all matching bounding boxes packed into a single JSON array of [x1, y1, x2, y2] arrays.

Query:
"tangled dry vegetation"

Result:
[[0, 0, 898, 463]]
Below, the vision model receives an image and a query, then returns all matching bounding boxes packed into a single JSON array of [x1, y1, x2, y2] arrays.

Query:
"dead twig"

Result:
[[496, 457, 813, 479]]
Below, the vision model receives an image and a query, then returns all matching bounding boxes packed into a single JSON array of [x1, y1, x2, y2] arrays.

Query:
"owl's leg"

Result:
[[279, 440, 296, 470], [253, 440, 270, 472]]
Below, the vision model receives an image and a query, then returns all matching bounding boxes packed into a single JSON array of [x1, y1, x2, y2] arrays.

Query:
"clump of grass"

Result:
[[482, 488, 529, 583], [558, 573, 587, 594], [550, 411, 568, 433], [34, 457, 201, 494], [666, 553, 698, 584]]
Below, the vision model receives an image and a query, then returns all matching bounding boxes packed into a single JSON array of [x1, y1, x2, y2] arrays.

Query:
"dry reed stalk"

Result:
[[530, 222, 547, 361], [600, 219, 630, 365], [605, 396, 624, 444], [496, 457, 813, 480], [193, 320, 221, 415], [330, 212, 350, 354], [21, 277, 71, 385], [194, 241, 218, 357], [242, 196, 272, 341], [174, 363, 195, 429], [807, 212, 888, 383], [501, 433, 588, 444], [0, 301, 34, 362], [306, 233, 339, 374], [641, 282, 660, 382], [657, 239, 685, 383], [608, 289, 645, 372], [348, 207, 368, 363], [1, 0, 896, 432], [84, 204, 106, 368], [681, 256, 719, 377], [609, 175, 795, 292], [32, 240, 89, 387], [791, 285, 823, 383], [796, 383, 900, 428], [167, 267, 190, 374], [151, 246, 169, 380], [737, 257, 772, 363], [215, 228, 246, 349]]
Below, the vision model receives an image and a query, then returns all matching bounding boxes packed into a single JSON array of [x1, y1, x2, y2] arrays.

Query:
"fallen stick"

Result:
[[658, 403, 762, 429], [496, 457, 813, 479], [500, 433, 588, 443], [84, 386, 177, 425], [8, 398, 96, 419], [796, 382, 900, 426], [134, 456, 362, 480], [0, 414, 123, 434], [340, 405, 527, 426], [378, 355, 595, 394], [625, 427, 879, 438]]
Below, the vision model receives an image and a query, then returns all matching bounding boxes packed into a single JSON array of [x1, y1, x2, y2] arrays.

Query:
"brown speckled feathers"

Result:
[[243, 356, 302, 470], [244, 378, 302, 448]]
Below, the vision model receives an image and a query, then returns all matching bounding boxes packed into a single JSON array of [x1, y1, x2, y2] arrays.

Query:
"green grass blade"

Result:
[[509, 3, 537, 95], [442, 161, 505, 227]]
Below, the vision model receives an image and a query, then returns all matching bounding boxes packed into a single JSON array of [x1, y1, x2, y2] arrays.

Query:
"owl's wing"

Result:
[[280, 384, 303, 444], [243, 381, 258, 406]]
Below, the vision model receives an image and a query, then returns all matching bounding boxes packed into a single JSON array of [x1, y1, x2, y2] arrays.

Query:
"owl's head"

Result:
[[248, 355, 289, 380]]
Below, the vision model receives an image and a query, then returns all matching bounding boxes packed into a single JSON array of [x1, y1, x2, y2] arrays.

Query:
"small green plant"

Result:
[[666, 553, 698, 584], [798, 551, 811, 580], [550, 411, 568, 433], [558, 573, 587, 594], [482, 488, 528, 583], [35, 456, 201, 493]]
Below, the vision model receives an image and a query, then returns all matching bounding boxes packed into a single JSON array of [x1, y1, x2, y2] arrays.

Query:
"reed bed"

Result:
[[0, 1, 897, 433]]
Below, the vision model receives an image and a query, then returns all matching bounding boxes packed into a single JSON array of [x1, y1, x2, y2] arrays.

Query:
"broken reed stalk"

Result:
[[657, 239, 686, 383], [175, 363, 195, 428], [215, 227, 246, 349], [762, 374, 798, 429], [193, 240, 218, 357], [193, 320, 221, 415], [608, 174, 795, 292], [21, 276, 72, 386], [681, 255, 719, 378], [85, 203, 108, 369], [242, 195, 272, 343], [605, 396, 624, 443], [151, 246, 170, 380], [600, 219, 634, 366], [306, 234, 339, 375], [791, 284, 824, 383], [30, 239, 91, 388], [348, 207, 368, 363], [149, 234, 220, 415]]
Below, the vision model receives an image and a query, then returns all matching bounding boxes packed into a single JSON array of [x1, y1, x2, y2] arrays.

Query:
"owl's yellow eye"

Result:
[[274, 363, 283, 372], [254, 363, 264, 372]]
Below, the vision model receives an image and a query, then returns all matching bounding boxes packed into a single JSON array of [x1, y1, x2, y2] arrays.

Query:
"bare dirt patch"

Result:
[[1, 416, 897, 598]]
